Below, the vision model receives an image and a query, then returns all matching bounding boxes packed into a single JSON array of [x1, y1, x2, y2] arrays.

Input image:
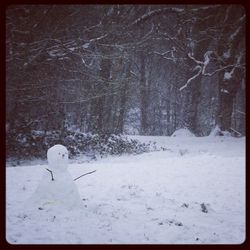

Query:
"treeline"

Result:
[[6, 5, 245, 142]]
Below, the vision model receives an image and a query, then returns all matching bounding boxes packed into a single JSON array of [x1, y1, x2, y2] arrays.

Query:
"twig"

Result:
[[46, 168, 54, 181], [74, 170, 96, 181]]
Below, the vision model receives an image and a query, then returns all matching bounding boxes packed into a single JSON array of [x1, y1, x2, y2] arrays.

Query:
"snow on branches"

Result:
[[179, 51, 212, 91], [179, 51, 244, 91]]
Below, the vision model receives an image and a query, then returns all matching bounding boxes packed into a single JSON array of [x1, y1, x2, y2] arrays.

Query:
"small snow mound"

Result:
[[171, 128, 194, 137]]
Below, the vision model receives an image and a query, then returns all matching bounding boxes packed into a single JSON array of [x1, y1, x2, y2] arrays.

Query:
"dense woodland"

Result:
[[6, 5, 245, 159]]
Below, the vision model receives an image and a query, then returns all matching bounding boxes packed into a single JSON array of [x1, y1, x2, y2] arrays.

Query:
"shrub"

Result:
[[6, 130, 157, 162]]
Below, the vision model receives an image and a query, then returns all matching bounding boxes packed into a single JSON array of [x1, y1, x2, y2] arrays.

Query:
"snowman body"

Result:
[[29, 145, 82, 210]]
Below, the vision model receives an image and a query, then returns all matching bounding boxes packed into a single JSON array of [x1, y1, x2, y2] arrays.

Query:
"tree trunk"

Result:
[[139, 54, 150, 135], [217, 73, 240, 132], [116, 62, 130, 134]]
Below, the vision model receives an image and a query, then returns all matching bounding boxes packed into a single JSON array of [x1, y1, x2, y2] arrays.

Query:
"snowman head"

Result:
[[47, 144, 69, 171]]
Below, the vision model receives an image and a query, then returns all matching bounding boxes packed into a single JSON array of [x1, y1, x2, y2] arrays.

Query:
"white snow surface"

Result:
[[6, 135, 245, 244]]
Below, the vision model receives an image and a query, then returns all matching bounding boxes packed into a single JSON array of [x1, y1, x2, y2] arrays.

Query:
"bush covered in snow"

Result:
[[6, 130, 155, 162]]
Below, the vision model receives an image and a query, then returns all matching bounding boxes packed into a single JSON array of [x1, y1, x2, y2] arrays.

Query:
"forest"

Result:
[[6, 5, 245, 159], [6, 5, 246, 244]]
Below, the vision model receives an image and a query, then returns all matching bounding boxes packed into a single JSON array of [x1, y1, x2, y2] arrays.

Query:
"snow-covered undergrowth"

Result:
[[6, 131, 157, 163], [6, 136, 245, 244]]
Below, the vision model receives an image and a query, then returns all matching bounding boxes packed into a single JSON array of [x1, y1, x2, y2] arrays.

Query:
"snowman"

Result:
[[28, 144, 83, 211]]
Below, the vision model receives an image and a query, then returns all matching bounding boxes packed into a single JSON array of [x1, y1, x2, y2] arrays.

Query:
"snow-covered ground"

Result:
[[6, 135, 245, 244]]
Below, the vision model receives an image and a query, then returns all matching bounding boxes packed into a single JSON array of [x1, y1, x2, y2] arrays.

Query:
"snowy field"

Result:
[[6, 135, 245, 244]]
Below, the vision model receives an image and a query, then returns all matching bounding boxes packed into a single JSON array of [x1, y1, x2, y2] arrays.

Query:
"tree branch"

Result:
[[179, 66, 202, 91], [46, 168, 54, 181], [73, 170, 96, 181]]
